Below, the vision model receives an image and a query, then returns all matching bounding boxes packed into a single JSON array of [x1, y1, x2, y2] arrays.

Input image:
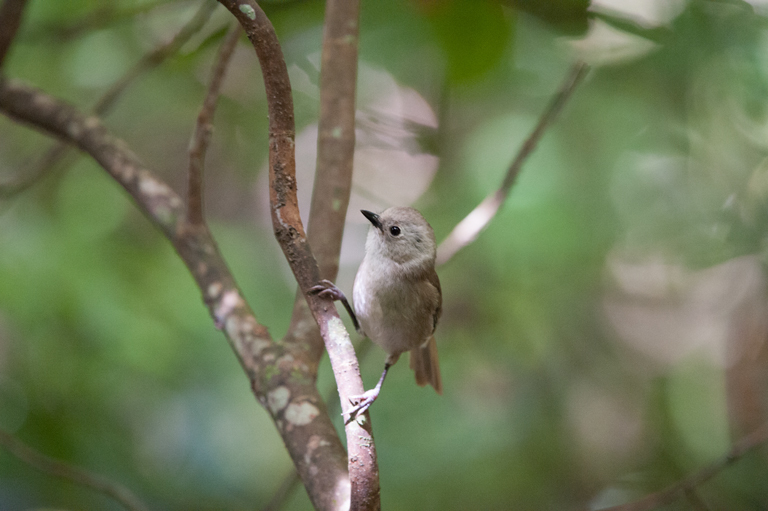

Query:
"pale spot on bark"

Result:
[[139, 176, 172, 198], [83, 116, 101, 129], [207, 282, 222, 299], [31, 92, 55, 109], [327, 316, 353, 350], [305, 435, 331, 465], [268, 386, 291, 414], [66, 122, 82, 139], [215, 290, 241, 323], [250, 339, 271, 357], [285, 401, 319, 426], [238, 4, 256, 19], [334, 479, 351, 510]]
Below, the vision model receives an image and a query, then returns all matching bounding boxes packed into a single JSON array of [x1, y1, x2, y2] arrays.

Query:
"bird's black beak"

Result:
[[361, 210, 382, 230]]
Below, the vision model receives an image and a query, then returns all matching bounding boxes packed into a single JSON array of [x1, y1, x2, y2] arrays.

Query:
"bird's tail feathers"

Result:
[[410, 336, 442, 395]]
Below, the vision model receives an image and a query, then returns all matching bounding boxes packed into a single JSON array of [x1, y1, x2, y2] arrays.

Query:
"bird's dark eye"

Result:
[[389, 226, 401, 236]]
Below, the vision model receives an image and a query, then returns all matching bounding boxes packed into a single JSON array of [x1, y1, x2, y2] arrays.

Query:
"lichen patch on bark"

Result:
[[267, 386, 291, 414], [285, 401, 319, 426], [327, 316, 352, 351]]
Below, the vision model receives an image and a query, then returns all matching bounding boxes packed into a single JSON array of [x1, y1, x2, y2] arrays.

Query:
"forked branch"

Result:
[[215, 1, 379, 508], [0, 74, 349, 510]]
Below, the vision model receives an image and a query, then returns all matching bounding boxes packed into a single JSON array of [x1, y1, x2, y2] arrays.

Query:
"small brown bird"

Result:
[[312, 207, 442, 420]]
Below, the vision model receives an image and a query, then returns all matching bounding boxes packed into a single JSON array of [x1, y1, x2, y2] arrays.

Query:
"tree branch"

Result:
[[187, 22, 241, 225], [284, 0, 380, 504], [0, 143, 75, 199], [215, 1, 379, 508], [267, 340, 375, 511], [2, 0, 371, 506], [0, 428, 150, 511], [285, 0, 362, 366], [0, 0, 218, 198], [308, 0, 360, 289], [0, 76, 349, 511], [597, 421, 768, 511], [307, 1, 381, 506], [436, 61, 589, 266], [0, 0, 28, 69]]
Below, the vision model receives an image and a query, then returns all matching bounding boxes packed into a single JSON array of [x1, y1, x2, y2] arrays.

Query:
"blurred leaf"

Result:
[[425, 0, 513, 83]]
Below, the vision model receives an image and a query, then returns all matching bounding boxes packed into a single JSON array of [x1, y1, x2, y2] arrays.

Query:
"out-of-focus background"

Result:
[[2, 0, 768, 509]]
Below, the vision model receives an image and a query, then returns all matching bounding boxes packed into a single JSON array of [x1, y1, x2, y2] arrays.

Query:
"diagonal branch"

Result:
[[187, 22, 241, 225], [0, 428, 150, 511], [0, 0, 29, 69], [436, 61, 589, 266], [596, 421, 768, 511], [0, 76, 349, 511]]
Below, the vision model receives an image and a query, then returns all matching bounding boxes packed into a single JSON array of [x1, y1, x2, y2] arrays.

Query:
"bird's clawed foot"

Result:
[[309, 279, 362, 333], [344, 388, 380, 424], [309, 279, 346, 301]]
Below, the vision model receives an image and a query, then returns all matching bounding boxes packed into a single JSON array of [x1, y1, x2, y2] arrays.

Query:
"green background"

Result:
[[2, 0, 768, 509]]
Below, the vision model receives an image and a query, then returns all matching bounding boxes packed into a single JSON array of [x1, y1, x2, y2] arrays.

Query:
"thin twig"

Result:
[[187, 22, 241, 225], [94, 0, 219, 116], [591, 8, 672, 44], [435, 61, 590, 266], [0, 143, 74, 199], [596, 421, 768, 511], [23, 0, 175, 43], [0, 429, 151, 511], [0, 0, 29, 68], [0, 0, 218, 198]]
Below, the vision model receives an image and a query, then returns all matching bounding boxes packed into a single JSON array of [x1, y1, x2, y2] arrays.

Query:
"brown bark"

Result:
[[0, 76, 350, 511], [216, 1, 378, 508]]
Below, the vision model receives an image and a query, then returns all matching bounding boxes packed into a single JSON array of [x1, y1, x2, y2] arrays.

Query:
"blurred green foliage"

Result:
[[3, 0, 768, 510]]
